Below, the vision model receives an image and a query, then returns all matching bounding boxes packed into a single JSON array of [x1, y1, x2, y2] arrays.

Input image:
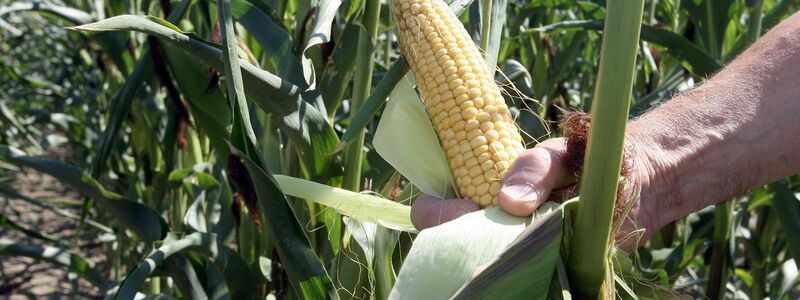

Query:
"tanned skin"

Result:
[[411, 11, 800, 250]]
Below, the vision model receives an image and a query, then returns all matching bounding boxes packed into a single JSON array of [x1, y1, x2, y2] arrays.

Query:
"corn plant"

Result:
[[1, 0, 799, 299]]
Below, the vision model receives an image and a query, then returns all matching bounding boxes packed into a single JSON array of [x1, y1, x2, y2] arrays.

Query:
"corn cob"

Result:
[[390, 0, 526, 206]]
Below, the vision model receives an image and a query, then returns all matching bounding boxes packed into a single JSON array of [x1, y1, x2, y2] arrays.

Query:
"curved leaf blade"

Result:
[[72, 15, 339, 179], [274, 175, 415, 232]]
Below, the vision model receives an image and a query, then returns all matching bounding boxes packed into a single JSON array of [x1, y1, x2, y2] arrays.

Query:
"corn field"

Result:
[[1, 0, 799, 299]]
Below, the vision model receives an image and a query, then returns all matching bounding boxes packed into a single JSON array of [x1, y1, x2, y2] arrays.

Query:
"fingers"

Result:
[[410, 138, 574, 230], [498, 138, 573, 217], [411, 193, 480, 230]]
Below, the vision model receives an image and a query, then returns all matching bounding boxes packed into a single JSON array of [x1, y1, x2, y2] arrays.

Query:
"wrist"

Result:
[[624, 123, 681, 236]]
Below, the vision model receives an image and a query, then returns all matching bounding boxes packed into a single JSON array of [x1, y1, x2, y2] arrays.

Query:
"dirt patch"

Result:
[[1, 154, 106, 299]]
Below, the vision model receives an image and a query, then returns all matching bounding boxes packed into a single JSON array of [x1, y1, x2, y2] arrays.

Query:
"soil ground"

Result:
[[1, 151, 105, 299]]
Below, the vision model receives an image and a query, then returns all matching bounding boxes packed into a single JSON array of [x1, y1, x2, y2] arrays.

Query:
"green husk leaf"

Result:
[[389, 206, 530, 299], [274, 175, 415, 232], [373, 77, 457, 199], [451, 203, 562, 300]]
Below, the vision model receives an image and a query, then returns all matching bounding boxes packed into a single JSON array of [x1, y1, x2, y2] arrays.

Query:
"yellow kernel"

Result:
[[437, 55, 451, 65], [470, 136, 487, 148], [468, 88, 483, 98], [454, 129, 466, 141], [464, 185, 476, 198], [438, 117, 450, 129], [468, 166, 482, 177], [472, 177, 485, 188], [444, 129, 455, 139], [482, 93, 496, 104], [434, 74, 446, 84], [461, 176, 472, 187], [490, 182, 501, 194], [481, 160, 494, 171], [489, 141, 504, 152], [465, 157, 478, 168], [480, 121, 494, 132], [479, 194, 493, 206], [448, 113, 462, 126], [442, 59, 456, 68], [466, 128, 482, 140], [447, 147, 459, 157], [473, 144, 489, 156], [464, 72, 477, 82], [457, 167, 468, 177], [476, 112, 491, 122], [453, 120, 466, 131], [466, 79, 481, 89], [484, 105, 497, 114], [449, 79, 464, 90], [477, 152, 491, 163], [476, 182, 490, 195], [485, 169, 499, 181], [436, 111, 448, 122], [448, 105, 461, 116], [473, 97, 485, 108], [492, 151, 509, 162], [446, 74, 459, 83], [460, 101, 474, 110], [493, 113, 505, 122], [465, 119, 480, 131], [442, 97, 456, 108], [501, 138, 514, 148], [453, 86, 468, 97], [496, 161, 510, 172], [459, 141, 471, 153], [485, 130, 499, 141], [411, 3, 421, 13], [452, 154, 463, 166], [462, 107, 478, 119]]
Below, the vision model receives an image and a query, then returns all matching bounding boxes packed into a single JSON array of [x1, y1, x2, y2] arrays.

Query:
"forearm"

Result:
[[629, 11, 800, 229]]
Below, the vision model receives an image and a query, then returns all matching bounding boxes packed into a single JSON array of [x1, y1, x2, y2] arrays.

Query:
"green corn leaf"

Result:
[[275, 175, 415, 232], [88, 0, 191, 177], [771, 180, 800, 268], [71, 14, 340, 179], [0, 2, 93, 24], [114, 232, 217, 299], [528, 20, 722, 76], [163, 254, 208, 300], [161, 43, 231, 160], [300, 0, 343, 90], [229, 145, 337, 299]]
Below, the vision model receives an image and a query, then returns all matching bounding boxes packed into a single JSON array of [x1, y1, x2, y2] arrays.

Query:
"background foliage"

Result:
[[1, 0, 799, 298]]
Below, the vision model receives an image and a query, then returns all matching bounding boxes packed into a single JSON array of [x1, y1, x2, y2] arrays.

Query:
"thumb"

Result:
[[498, 138, 571, 216]]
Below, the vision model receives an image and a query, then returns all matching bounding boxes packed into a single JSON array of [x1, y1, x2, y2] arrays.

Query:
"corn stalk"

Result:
[[566, 0, 644, 298]]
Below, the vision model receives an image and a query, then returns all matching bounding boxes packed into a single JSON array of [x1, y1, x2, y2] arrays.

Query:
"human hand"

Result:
[[410, 136, 660, 251]]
